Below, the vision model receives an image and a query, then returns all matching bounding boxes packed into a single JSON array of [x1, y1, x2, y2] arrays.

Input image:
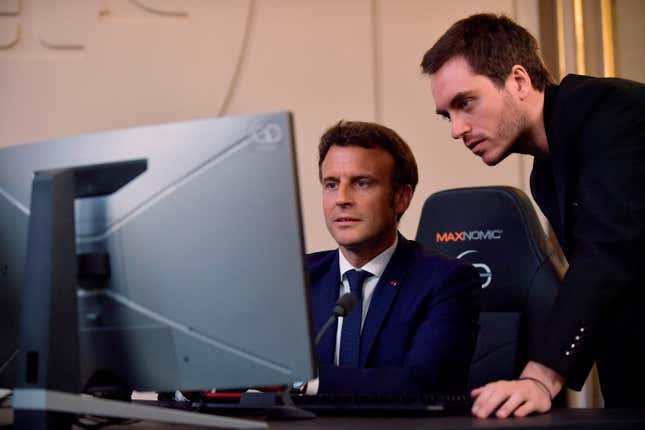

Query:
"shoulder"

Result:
[[305, 249, 337, 275], [400, 238, 479, 282], [560, 74, 644, 93], [554, 75, 645, 150], [396, 240, 481, 306], [557, 74, 645, 112]]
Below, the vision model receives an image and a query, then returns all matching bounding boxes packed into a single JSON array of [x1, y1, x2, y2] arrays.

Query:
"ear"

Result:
[[394, 185, 414, 217], [507, 65, 533, 101]]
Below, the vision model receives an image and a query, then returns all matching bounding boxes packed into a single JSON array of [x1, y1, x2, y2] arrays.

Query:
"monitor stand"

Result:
[[13, 389, 266, 429], [13, 160, 266, 430], [240, 389, 316, 420]]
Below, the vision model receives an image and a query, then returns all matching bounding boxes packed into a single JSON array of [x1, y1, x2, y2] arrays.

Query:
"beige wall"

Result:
[[1, 0, 541, 252], [614, 0, 645, 82]]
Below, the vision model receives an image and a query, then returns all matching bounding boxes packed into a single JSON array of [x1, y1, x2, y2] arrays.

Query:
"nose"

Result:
[[336, 182, 353, 206], [451, 115, 471, 140]]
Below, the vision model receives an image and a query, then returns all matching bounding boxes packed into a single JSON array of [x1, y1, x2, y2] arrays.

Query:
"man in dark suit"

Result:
[[421, 13, 645, 417], [305, 120, 481, 396]]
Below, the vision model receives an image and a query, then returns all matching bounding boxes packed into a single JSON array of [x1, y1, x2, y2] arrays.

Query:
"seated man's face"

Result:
[[320, 145, 401, 255]]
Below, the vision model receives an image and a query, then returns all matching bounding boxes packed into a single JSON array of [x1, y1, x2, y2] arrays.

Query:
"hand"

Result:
[[470, 361, 564, 418], [470, 379, 551, 418]]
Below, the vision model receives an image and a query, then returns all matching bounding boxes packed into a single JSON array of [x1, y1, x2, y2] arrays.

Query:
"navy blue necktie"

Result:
[[339, 269, 372, 367]]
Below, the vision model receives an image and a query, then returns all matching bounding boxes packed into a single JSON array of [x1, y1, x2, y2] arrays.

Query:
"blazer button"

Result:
[[575, 335, 581, 341], [565, 351, 571, 356]]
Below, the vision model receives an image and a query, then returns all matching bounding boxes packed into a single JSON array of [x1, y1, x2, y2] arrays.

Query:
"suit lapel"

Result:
[[548, 75, 593, 255], [359, 236, 411, 367], [535, 78, 579, 254], [550, 124, 572, 252], [531, 160, 560, 237], [312, 251, 341, 366]]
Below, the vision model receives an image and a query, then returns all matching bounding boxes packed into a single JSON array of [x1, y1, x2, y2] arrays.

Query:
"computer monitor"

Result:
[[0, 112, 316, 425]]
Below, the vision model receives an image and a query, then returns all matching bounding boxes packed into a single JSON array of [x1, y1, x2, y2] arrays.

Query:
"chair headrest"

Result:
[[416, 186, 553, 312]]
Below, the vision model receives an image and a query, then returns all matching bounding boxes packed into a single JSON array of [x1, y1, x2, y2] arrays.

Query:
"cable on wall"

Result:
[[370, 0, 382, 123], [218, 0, 256, 116]]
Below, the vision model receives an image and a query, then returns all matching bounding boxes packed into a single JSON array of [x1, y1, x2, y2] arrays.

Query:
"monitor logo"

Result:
[[457, 250, 492, 288], [435, 229, 503, 242], [252, 121, 283, 148]]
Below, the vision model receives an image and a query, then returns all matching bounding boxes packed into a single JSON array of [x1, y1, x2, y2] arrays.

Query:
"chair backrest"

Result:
[[415, 186, 561, 389]]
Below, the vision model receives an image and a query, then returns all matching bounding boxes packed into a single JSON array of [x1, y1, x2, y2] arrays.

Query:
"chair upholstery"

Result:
[[415, 186, 562, 390]]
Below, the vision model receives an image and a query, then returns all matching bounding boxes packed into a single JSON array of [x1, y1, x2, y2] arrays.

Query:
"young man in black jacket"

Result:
[[421, 13, 645, 418]]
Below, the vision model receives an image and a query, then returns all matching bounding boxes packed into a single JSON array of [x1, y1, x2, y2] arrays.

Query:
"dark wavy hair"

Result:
[[421, 14, 555, 91], [318, 120, 418, 193]]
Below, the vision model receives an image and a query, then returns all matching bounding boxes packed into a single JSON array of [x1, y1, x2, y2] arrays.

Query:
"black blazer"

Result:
[[307, 234, 481, 395], [530, 74, 645, 402]]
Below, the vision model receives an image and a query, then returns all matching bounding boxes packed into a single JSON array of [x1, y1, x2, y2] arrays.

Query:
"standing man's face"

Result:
[[430, 56, 527, 166], [321, 145, 410, 260]]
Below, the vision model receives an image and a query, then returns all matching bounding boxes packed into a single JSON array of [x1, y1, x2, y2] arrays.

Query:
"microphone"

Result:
[[314, 293, 358, 346], [333, 292, 358, 317]]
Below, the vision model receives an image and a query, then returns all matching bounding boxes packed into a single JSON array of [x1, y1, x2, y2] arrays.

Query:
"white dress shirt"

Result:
[[334, 236, 398, 366]]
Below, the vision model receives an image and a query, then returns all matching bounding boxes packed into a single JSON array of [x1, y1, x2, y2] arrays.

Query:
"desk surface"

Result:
[[3, 407, 645, 430]]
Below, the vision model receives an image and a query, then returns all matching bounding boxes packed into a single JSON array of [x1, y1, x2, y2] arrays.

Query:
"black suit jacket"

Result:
[[307, 235, 481, 395], [530, 74, 645, 402]]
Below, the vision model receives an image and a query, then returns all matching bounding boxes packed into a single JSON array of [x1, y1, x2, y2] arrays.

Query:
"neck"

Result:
[[514, 90, 549, 159], [340, 230, 397, 268], [531, 90, 550, 159]]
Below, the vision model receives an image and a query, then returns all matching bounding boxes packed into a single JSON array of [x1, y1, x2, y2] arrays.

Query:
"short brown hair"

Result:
[[421, 14, 555, 91], [318, 120, 418, 192]]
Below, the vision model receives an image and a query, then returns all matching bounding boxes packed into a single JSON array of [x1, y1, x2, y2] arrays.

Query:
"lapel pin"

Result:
[[389, 280, 398, 287]]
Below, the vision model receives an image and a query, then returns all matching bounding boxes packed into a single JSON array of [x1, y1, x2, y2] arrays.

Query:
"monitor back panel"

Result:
[[0, 112, 315, 391]]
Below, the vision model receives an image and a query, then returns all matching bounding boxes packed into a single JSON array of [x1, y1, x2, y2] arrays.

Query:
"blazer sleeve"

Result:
[[531, 84, 645, 389], [318, 262, 481, 395]]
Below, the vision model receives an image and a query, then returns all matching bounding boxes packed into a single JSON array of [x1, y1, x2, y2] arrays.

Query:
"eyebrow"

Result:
[[321, 174, 374, 183]]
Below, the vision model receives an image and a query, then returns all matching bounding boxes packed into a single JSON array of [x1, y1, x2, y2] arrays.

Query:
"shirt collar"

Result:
[[338, 235, 398, 280]]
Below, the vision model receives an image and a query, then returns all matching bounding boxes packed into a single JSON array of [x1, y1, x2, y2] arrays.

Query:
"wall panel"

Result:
[[0, 0, 543, 252]]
